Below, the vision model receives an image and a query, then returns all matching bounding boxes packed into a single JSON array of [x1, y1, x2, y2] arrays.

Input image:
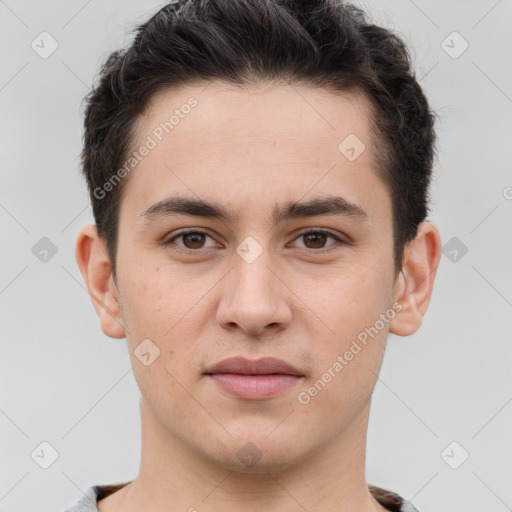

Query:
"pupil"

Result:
[[184, 233, 204, 248], [305, 233, 326, 248]]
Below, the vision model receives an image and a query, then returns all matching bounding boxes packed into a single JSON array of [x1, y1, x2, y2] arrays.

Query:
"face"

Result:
[[111, 81, 401, 471]]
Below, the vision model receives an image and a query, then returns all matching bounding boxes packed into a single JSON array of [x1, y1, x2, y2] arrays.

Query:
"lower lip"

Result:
[[207, 373, 301, 399]]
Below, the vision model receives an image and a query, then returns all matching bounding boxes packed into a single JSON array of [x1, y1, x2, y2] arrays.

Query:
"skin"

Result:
[[76, 80, 441, 512]]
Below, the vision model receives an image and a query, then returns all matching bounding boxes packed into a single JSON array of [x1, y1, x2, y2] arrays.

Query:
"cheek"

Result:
[[119, 264, 208, 374], [120, 264, 171, 324], [308, 263, 393, 338], [297, 323, 387, 422], [298, 263, 393, 397], [121, 272, 199, 414]]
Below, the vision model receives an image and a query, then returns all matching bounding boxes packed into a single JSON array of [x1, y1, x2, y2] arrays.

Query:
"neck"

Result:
[[100, 398, 387, 512]]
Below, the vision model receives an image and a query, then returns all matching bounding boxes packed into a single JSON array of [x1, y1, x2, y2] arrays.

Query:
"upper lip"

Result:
[[204, 356, 302, 376]]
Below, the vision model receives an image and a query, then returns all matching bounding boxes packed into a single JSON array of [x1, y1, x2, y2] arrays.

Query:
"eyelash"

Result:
[[162, 228, 346, 254]]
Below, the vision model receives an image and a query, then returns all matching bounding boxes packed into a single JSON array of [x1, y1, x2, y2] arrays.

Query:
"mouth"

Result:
[[204, 356, 304, 400]]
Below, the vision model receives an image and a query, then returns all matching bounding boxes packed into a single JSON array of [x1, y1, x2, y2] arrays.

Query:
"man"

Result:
[[68, 0, 441, 511]]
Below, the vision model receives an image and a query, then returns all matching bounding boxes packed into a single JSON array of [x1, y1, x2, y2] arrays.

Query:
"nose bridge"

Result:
[[233, 234, 278, 306], [216, 234, 292, 335]]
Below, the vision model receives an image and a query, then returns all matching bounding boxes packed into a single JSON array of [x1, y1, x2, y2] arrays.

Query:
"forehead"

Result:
[[120, 80, 389, 224], [137, 80, 374, 152]]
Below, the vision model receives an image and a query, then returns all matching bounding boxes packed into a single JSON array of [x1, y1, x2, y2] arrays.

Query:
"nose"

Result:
[[215, 243, 292, 337]]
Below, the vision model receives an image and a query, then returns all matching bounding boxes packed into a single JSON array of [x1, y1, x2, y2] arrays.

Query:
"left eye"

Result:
[[290, 230, 342, 250]]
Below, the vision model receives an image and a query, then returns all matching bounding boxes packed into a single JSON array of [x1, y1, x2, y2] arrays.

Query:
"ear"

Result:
[[75, 224, 126, 339], [389, 222, 442, 336]]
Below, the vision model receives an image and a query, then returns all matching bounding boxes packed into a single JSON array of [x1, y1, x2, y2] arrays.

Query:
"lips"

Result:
[[204, 356, 303, 400], [204, 356, 302, 376]]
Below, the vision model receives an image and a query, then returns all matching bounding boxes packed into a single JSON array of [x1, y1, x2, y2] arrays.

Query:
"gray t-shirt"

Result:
[[62, 481, 420, 511]]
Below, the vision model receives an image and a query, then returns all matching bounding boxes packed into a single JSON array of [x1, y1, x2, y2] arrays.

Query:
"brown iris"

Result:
[[302, 232, 328, 249], [182, 232, 206, 249]]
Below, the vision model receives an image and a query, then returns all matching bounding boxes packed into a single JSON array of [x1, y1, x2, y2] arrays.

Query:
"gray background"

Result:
[[1, 1, 511, 511]]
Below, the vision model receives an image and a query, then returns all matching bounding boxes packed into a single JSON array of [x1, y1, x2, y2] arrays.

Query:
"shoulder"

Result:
[[369, 484, 420, 512], [61, 485, 99, 512], [61, 482, 131, 512]]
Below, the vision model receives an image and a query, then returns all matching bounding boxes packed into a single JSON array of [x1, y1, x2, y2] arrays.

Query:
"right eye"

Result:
[[162, 229, 219, 251]]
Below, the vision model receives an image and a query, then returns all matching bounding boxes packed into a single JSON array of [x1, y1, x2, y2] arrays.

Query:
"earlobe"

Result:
[[389, 222, 442, 337], [75, 224, 126, 339]]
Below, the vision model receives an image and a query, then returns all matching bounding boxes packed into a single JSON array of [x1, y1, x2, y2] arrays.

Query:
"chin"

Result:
[[204, 434, 309, 475]]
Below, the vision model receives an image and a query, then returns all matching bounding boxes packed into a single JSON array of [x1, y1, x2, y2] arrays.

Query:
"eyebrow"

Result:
[[139, 195, 368, 225]]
